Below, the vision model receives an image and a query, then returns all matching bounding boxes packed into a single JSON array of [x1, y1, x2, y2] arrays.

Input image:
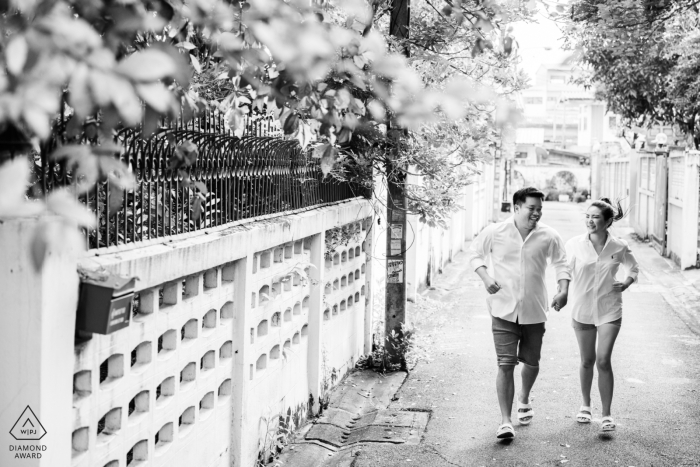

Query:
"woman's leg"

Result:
[[574, 328, 597, 407], [596, 323, 621, 417]]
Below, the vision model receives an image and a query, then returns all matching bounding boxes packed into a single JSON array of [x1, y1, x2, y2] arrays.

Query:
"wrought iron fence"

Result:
[[36, 108, 366, 250]]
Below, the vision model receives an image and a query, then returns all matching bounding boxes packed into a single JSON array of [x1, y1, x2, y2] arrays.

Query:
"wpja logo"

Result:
[[8, 406, 47, 459]]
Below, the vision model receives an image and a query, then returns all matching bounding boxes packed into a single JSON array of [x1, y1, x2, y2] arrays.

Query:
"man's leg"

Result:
[[491, 316, 520, 427], [517, 322, 546, 407], [497, 364, 516, 425], [519, 363, 539, 405]]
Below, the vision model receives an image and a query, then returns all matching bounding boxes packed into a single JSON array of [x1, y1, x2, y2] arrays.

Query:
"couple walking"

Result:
[[468, 187, 639, 440]]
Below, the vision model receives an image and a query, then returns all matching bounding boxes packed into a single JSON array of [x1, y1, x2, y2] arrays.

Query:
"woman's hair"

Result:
[[590, 198, 626, 223]]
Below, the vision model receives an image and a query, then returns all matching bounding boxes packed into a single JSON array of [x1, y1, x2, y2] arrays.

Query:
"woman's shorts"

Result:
[[571, 317, 622, 331]]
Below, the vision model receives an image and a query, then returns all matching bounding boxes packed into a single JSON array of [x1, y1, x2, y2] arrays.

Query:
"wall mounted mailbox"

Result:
[[77, 274, 136, 335]]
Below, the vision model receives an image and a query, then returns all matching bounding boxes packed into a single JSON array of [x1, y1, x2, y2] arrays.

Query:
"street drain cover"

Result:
[[305, 409, 430, 447]]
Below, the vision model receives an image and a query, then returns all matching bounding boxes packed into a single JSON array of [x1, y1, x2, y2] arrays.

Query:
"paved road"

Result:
[[354, 202, 700, 467]]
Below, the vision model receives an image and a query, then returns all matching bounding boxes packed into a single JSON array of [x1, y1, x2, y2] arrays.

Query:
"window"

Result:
[[608, 116, 617, 130], [549, 75, 566, 84], [524, 97, 543, 105]]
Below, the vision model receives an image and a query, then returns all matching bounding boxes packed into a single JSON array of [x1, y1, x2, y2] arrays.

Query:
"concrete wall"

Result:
[[1, 200, 374, 467], [0, 158, 500, 467]]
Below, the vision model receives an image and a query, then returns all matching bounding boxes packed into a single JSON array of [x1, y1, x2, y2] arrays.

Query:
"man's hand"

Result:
[[612, 279, 633, 292], [482, 275, 501, 295], [475, 266, 500, 294], [551, 292, 568, 312]]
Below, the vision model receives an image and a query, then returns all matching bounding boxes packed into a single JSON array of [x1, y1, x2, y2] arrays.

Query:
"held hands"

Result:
[[551, 292, 568, 312]]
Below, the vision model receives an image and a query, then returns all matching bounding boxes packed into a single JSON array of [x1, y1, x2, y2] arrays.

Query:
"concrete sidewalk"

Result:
[[277, 202, 700, 466]]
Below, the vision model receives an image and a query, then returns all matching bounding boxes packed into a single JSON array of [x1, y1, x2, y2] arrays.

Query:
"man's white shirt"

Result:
[[565, 233, 639, 326], [468, 217, 571, 324]]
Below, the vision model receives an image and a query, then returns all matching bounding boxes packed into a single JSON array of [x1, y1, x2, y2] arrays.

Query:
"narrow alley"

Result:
[[287, 202, 700, 467]]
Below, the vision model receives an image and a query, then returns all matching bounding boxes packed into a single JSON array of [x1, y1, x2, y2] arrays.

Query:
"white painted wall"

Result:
[[0, 161, 500, 467], [1, 200, 374, 467], [0, 217, 80, 467]]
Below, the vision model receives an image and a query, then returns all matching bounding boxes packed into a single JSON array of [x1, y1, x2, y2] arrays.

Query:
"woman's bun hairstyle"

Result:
[[591, 197, 626, 223]]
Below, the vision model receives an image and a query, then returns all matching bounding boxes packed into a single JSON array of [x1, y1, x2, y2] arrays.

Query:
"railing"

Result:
[[37, 108, 366, 250]]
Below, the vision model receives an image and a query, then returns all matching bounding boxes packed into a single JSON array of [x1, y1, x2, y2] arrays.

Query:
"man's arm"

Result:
[[468, 226, 500, 294], [475, 266, 501, 294], [549, 233, 572, 311]]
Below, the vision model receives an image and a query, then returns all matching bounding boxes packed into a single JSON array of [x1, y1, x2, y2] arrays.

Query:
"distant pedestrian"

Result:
[[468, 187, 571, 440], [565, 198, 639, 434]]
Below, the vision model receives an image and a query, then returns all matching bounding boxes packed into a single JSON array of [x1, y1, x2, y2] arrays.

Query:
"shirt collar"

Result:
[[508, 216, 540, 232], [583, 232, 616, 247]]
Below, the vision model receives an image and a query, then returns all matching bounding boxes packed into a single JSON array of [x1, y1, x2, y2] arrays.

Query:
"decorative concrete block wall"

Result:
[[1, 182, 498, 467], [0, 199, 375, 467]]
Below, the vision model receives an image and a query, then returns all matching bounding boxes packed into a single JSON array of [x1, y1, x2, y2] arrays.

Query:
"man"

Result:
[[468, 187, 570, 440]]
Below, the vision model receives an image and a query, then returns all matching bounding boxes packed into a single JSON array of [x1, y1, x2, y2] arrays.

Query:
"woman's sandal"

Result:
[[517, 400, 534, 426], [496, 423, 515, 439], [600, 416, 616, 433], [576, 406, 592, 424]]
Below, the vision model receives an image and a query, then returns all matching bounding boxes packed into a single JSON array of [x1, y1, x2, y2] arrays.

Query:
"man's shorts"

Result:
[[491, 316, 546, 367]]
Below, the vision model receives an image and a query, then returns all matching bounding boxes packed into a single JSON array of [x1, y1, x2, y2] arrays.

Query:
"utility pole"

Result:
[[385, 0, 410, 367]]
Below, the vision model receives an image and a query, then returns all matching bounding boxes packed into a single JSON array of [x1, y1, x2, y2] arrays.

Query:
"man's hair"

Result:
[[513, 187, 545, 207]]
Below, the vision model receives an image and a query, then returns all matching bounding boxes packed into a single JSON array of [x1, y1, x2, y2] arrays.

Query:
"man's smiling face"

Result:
[[514, 196, 543, 230]]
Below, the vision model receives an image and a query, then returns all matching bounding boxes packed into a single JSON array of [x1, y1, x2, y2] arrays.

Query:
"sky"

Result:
[[510, 6, 570, 82]]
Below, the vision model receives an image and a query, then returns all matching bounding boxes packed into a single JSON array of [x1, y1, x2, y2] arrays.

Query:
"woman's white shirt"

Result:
[[565, 233, 639, 325]]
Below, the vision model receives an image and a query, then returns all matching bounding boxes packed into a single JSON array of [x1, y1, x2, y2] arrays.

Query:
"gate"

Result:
[[651, 154, 669, 256], [635, 153, 656, 239]]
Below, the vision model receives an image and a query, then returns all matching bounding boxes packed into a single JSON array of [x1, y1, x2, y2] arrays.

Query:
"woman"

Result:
[[563, 198, 639, 433]]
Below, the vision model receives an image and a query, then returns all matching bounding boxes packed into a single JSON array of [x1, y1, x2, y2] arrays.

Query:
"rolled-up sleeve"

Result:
[[549, 233, 571, 282], [621, 241, 640, 282], [468, 225, 492, 272]]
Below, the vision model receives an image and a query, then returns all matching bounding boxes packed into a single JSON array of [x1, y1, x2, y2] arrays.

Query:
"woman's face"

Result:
[[585, 206, 611, 235]]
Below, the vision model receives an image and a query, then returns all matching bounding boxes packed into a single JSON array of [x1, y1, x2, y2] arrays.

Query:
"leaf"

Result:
[[5, 35, 28, 75], [50, 145, 99, 192], [22, 106, 50, 139], [337, 128, 352, 144], [190, 54, 202, 74], [176, 41, 197, 50], [46, 190, 96, 227], [136, 82, 174, 113], [283, 113, 299, 135], [0, 158, 44, 218], [194, 181, 209, 194], [320, 146, 338, 176], [143, 105, 161, 138], [115, 49, 178, 82], [192, 197, 203, 219], [107, 183, 124, 217], [174, 141, 199, 167], [312, 143, 330, 159], [98, 157, 136, 190]]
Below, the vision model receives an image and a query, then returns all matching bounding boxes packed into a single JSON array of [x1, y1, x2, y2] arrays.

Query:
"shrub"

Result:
[[545, 190, 560, 201]]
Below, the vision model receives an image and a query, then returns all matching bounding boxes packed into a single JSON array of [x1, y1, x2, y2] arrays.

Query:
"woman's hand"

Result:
[[612, 279, 633, 292]]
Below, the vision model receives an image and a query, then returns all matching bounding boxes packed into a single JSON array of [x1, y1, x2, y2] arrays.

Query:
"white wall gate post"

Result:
[[0, 218, 80, 467], [681, 151, 700, 269]]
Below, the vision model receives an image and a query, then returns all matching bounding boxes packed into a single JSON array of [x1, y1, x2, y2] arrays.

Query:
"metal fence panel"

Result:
[[35, 109, 366, 250]]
